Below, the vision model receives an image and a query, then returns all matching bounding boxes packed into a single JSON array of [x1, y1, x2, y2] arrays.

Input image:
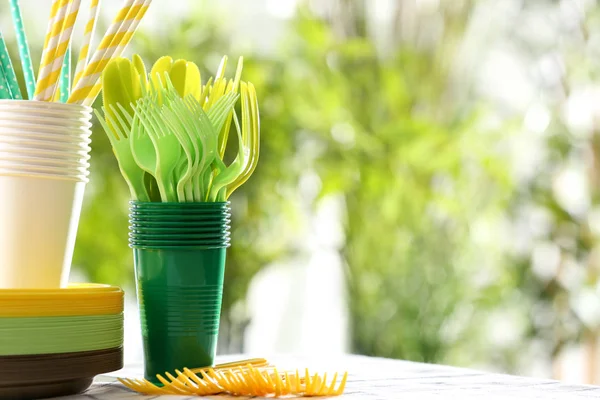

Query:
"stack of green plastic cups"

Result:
[[128, 201, 231, 383]]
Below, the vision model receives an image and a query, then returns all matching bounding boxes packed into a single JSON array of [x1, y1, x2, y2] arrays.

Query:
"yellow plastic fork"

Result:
[[118, 358, 348, 398], [225, 81, 260, 199]]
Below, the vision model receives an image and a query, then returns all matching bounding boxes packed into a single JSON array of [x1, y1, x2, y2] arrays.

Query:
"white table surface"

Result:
[[50, 354, 600, 399]]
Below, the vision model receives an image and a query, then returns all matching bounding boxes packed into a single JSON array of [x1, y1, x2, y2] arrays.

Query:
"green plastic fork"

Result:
[[161, 95, 199, 202], [94, 107, 150, 201], [135, 96, 182, 202], [185, 93, 239, 200]]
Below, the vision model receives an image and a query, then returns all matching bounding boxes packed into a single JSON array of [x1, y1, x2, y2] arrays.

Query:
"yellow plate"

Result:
[[0, 284, 123, 317]]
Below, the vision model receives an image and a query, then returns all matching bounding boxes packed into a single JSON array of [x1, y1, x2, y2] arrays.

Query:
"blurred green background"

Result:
[[5, 0, 600, 383]]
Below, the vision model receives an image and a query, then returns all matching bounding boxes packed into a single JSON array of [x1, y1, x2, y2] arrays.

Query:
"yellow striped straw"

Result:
[[73, 0, 101, 89], [67, 0, 138, 102], [35, 0, 81, 101], [68, 0, 151, 105], [42, 0, 62, 50], [35, 0, 70, 100]]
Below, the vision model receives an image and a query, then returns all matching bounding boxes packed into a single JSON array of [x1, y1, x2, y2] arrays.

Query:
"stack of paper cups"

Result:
[[0, 100, 92, 289]]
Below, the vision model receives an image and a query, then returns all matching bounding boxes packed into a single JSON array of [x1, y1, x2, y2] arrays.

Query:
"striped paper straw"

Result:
[[73, 0, 101, 89], [9, 0, 36, 99], [0, 31, 22, 99], [68, 0, 135, 97], [53, 45, 70, 102], [43, 0, 62, 50], [68, 0, 151, 105], [35, 0, 81, 101], [0, 67, 12, 99], [35, 0, 70, 100]]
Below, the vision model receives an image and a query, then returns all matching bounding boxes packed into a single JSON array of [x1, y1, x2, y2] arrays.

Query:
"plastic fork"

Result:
[[207, 82, 257, 201], [119, 364, 348, 397], [185, 92, 238, 200], [135, 96, 182, 202], [161, 95, 200, 202], [226, 81, 260, 199], [94, 107, 150, 201]]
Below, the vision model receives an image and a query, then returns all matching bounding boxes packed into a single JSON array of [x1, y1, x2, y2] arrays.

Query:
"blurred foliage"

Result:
[[73, 0, 517, 364], [69, 0, 600, 376]]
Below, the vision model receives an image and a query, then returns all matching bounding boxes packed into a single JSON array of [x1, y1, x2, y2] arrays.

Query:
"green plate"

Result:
[[0, 314, 123, 356]]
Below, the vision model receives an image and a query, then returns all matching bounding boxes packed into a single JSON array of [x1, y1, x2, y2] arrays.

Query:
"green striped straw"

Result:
[[0, 67, 12, 99], [9, 0, 35, 99], [0, 31, 22, 100], [58, 46, 70, 103]]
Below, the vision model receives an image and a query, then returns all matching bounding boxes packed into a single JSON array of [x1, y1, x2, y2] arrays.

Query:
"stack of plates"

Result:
[[0, 284, 124, 400]]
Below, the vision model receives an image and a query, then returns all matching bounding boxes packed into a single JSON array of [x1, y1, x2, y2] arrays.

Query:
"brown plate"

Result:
[[0, 347, 122, 400], [0, 377, 93, 400]]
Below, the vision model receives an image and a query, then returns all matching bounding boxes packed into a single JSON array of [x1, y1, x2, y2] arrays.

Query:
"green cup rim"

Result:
[[129, 232, 230, 239], [129, 209, 231, 214], [129, 225, 228, 233], [130, 201, 230, 208], [130, 242, 231, 249], [129, 218, 231, 223], [129, 238, 230, 244], [129, 220, 231, 227], [129, 212, 231, 218]]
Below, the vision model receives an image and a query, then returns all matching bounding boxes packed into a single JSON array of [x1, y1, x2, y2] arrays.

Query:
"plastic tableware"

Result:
[[0, 347, 123, 382], [0, 168, 89, 183], [0, 133, 92, 147], [0, 284, 124, 317], [130, 200, 231, 209], [129, 239, 231, 247], [0, 134, 92, 153], [0, 153, 90, 166], [0, 100, 92, 112], [135, 98, 182, 202], [129, 242, 231, 250], [0, 147, 90, 161], [0, 174, 87, 288], [0, 162, 90, 176], [0, 114, 93, 128], [130, 214, 231, 222], [129, 230, 230, 239], [129, 225, 229, 234], [0, 313, 124, 355], [0, 122, 91, 136], [133, 245, 227, 383], [95, 105, 150, 202], [129, 218, 231, 225]]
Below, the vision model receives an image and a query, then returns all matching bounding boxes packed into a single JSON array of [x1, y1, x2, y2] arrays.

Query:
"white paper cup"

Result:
[[0, 113, 93, 128], [0, 174, 87, 288], [0, 122, 91, 136], [0, 131, 92, 147], [0, 102, 93, 288], [0, 161, 90, 175], [0, 145, 90, 161], [0, 157, 90, 171], [0, 100, 91, 114], [0, 167, 88, 182]]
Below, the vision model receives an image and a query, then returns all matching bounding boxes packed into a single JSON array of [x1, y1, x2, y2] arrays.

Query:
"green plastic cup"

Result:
[[130, 202, 231, 383], [134, 246, 227, 383]]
